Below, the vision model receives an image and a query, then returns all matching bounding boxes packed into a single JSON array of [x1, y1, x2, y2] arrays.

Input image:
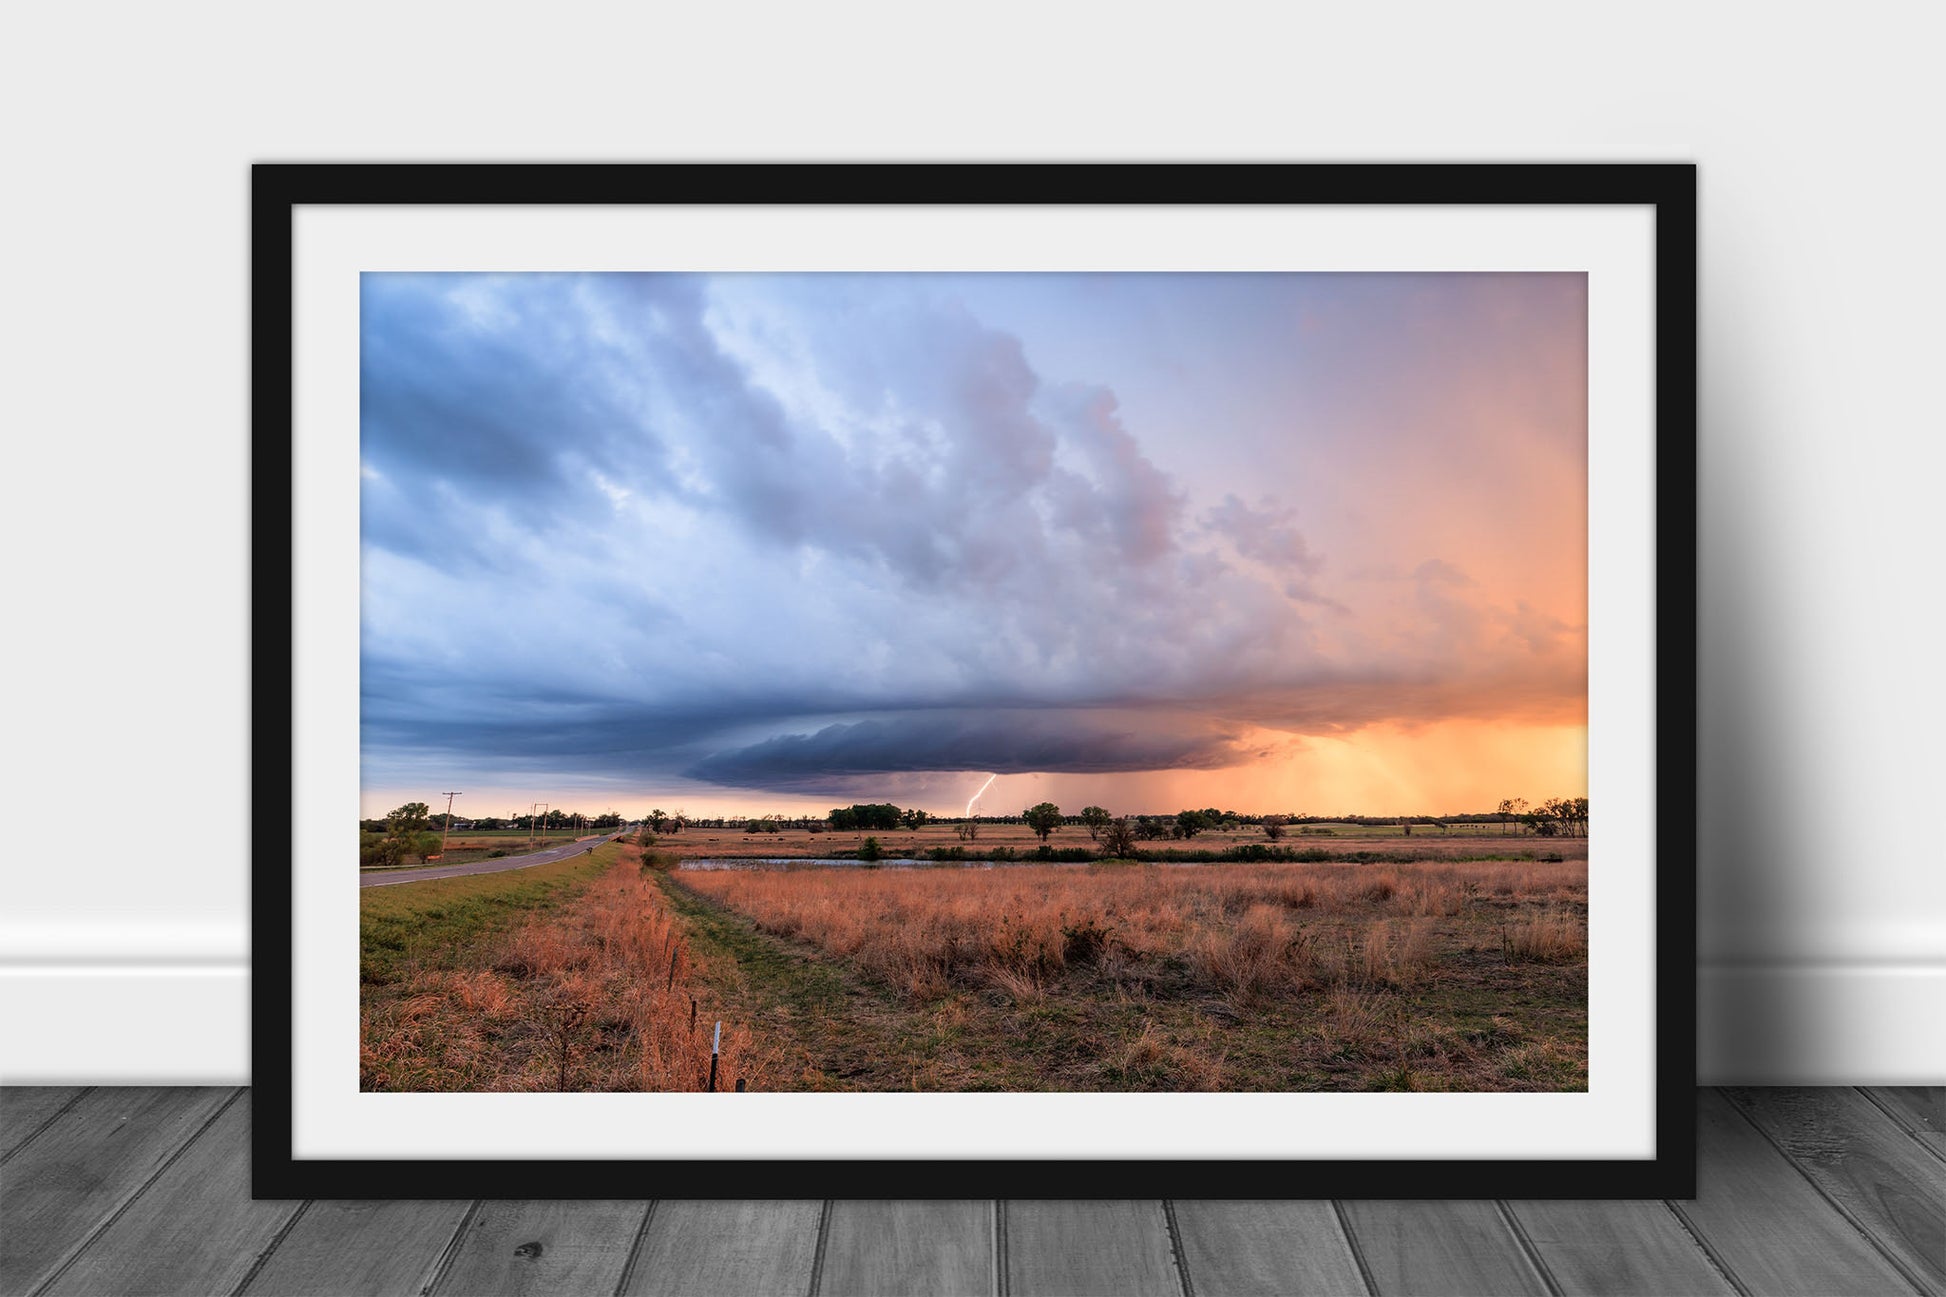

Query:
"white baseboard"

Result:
[[0, 966, 249, 1085], [3, 962, 1941, 1085], [1696, 962, 1946, 1084]]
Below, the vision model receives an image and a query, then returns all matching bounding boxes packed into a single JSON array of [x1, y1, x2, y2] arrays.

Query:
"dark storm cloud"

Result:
[[686, 710, 1256, 790]]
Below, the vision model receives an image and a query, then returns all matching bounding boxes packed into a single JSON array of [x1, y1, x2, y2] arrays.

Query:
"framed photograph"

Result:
[[255, 163, 1696, 1198]]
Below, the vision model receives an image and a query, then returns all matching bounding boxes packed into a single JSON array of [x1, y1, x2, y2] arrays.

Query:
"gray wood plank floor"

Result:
[[1, 1088, 1939, 1297]]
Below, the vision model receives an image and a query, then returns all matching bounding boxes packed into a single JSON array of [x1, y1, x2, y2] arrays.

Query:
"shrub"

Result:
[[637, 850, 679, 874], [1061, 918, 1114, 965], [859, 836, 884, 863]]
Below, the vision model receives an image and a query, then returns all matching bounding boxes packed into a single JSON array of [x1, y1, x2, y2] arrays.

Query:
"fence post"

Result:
[[707, 1021, 721, 1092]]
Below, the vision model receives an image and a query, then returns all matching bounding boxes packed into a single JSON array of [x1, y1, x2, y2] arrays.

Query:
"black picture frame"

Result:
[[253, 162, 1696, 1200]]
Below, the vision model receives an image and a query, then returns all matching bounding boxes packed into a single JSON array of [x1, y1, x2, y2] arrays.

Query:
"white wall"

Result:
[[2, 2, 1939, 1085]]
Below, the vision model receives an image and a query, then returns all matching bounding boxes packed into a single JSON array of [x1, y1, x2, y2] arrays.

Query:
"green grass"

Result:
[[359, 846, 620, 985]]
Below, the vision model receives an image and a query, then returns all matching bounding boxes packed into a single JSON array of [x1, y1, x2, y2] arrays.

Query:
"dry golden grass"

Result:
[[678, 858, 1583, 1006], [361, 850, 782, 1092], [1504, 911, 1589, 963], [664, 857, 1589, 1092]]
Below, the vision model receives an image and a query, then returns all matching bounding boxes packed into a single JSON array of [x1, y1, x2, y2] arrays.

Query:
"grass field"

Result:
[[670, 857, 1587, 1091], [360, 843, 776, 1092], [360, 844, 1588, 1093]]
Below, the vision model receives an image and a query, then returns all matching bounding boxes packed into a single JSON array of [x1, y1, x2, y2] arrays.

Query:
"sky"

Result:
[[359, 272, 1588, 821]]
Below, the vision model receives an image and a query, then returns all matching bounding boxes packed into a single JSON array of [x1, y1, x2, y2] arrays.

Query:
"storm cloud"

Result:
[[686, 710, 1258, 792], [358, 272, 1588, 809]]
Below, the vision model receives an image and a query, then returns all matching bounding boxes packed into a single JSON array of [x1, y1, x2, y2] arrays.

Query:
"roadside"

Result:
[[359, 833, 622, 888]]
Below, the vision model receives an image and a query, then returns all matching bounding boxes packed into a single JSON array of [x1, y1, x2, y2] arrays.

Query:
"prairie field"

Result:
[[360, 844, 1587, 1093], [669, 855, 1587, 1092]]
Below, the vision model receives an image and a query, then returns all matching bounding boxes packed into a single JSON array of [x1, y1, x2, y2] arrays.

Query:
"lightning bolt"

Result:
[[965, 773, 998, 818]]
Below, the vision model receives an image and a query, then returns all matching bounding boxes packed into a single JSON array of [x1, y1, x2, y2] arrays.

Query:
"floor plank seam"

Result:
[[0, 1087, 93, 1167], [994, 1200, 1010, 1297], [1857, 1087, 1946, 1168], [610, 1199, 659, 1297], [1723, 1090, 1936, 1295], [806, 1198, 834, 1297], [1663, 1199, 1754, 1297], [26, 1086, 245, 1297], [1328, 1201, 1380, 1297], [420, 1199, 484, 1297], [228, 1198, 312, 1297], [1493, 1200, 1564, 1297], [1160, 1200, 1196, 1297]]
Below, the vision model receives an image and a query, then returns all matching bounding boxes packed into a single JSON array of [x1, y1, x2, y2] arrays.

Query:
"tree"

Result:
[[385, 802, 430, 836], [648, 809, 669, 834], [1262, 814, 1288, 841], [900, 808, 931, 831], [1098, 816, 1138, 858], [1079, 806, 1111, 841], [955, 819, 980, 842], [830, 803, 902, 832], [1023, 802, 1063, 844], [859, 836, 884, 862], [1495, 798, 1528, 834], [1175, 809, 1210, 839], [380, 802, 434, 864]]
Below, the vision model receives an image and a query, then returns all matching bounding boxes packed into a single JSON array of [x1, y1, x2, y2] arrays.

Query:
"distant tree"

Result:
[[1079, 806, 1112, 841], [1098, 816, 1138, 858], [1261, 815, 1288, 841], [1495, 798, 1529, 834], [385, 802, 431, 836], [648, 809, 669, 834], [1023, 802, 1063, 844], [1133, 816, 1168, 841], [831, 803, 902, 832], [955, 819, 981, 842], [859, 836, 884, 862], [1175, 809, 1210, 839], [900, 808, 931, 831]]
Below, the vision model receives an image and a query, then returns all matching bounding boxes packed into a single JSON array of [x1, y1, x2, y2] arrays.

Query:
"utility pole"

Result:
[[440, 792, 462, 859], [531, 802, 549, 849]]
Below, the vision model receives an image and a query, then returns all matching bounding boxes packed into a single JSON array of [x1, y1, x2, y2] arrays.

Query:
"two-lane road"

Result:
[[358, 833, 625, 888]]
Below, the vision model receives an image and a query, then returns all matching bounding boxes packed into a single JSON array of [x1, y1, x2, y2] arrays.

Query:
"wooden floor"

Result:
[[1, 1088, 1938, 1296]]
